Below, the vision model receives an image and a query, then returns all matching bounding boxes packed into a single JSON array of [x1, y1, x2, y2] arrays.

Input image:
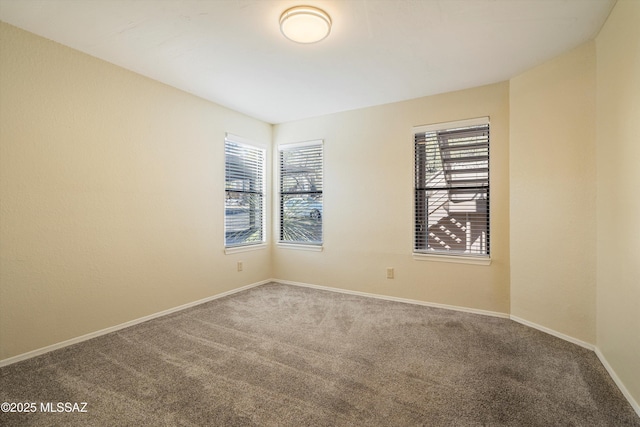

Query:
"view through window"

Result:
[[279, 141, 323, 245], [414, 118, 490, 257], [224, 136, 265, 247]]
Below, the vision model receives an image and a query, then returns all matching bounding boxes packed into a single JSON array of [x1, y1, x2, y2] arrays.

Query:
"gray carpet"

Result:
[[1, 282, 638, 426]]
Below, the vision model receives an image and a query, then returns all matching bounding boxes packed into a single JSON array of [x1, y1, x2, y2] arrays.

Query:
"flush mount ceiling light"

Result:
[[279, 6, 332, 44]]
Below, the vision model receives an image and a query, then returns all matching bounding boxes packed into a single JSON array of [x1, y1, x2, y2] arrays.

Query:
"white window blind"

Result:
[[414, 119, 490, 257], [224, 136, 265, 247], [279, 141, 323, 245]]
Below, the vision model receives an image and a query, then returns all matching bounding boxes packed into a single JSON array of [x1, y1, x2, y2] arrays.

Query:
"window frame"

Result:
[[413, 117, 491, 265], [277, 139, 324, 249], [224, 133, 267, 252]]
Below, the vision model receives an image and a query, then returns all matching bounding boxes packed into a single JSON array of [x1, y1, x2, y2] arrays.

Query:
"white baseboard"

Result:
[[506, 318, 639, 416], [0, 279, 270, 368], [509, 315, 595, 350], [3, 278, 638, 419], [273, 278, 510, 319], [594, 347, 640, 418], [275, 279, 638, 416]]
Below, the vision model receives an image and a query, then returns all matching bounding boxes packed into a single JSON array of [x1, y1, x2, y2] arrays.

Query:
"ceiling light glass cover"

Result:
[[279, 6, 332, 44]]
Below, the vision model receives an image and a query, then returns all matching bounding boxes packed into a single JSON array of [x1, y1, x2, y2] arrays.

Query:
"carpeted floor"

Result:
[[1, 282, 638, 426]]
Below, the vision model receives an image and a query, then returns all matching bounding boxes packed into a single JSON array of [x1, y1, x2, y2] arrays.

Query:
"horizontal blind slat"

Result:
[[279, 142, 323, 245], [414, 122, 490, 257], [225, 139, 265, 247]]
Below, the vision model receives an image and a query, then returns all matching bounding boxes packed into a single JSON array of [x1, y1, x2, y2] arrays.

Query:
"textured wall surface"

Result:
[[596, 0, 640, 408], [273, 82, 511, 315], [0, 22, 272, 360], [509, 42, 597, 344], [1, 3, 638, 413]]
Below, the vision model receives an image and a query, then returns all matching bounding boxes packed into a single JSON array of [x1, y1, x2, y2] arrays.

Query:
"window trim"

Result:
[[277, 139, 324, 248], [224, 243, 268, 255], [413, 116, 489, 135], [276, 242, 324, 252], [413, 252, 491, 265], [412, 117, 491, 264], [224, 133, 267, 250]]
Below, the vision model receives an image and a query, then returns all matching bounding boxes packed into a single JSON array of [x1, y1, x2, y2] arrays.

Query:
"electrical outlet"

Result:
[[386, 267, 394, 279], [237, 261, 243, 272]]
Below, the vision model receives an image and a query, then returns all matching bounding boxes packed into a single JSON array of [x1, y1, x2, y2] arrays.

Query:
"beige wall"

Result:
[[273, 83, 510, 314], [509, 42, 597, 344], [0, 23, 272, 360], [1, 4, 637, 409], [596, 0, 640, 406]]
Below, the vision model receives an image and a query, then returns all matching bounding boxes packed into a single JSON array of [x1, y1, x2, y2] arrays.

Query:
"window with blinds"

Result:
[[414, 118, 490, 257], [279, 141, 323, 245], [224, 135, 265, 247]]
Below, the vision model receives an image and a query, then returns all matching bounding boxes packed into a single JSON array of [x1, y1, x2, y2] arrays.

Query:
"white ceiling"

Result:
[[0, 0, 615, 124]]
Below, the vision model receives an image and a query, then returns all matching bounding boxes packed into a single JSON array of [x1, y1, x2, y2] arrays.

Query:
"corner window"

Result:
[[279, 140, 323, 245], [414, 118, 490, 258], [224, 134, 265, 248]]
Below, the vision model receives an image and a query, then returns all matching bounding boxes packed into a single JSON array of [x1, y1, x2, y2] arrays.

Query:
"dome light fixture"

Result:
[[279, 6, 332, 44]]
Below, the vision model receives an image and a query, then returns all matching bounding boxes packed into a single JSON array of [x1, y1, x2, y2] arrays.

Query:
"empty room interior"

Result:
[[0, 0, 639, 425]]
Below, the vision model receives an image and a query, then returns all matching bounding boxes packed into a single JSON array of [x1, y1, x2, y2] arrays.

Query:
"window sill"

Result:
[[277, 242, 323, 252], [413, 252, 491, 266], [225, 243, 268, 255]]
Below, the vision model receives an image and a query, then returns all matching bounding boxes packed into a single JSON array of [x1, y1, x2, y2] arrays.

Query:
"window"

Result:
[[224, 134, 265, 248], [279, 140, 323, 245], [414, 118, 490, 258]]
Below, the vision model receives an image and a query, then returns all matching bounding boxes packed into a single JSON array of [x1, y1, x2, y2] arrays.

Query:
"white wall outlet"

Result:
[[237, 261, 243, 272], [386, 267, 394, 279]]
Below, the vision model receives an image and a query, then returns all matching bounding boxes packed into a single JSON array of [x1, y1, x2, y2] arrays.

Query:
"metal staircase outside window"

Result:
[[414, 118, 490, 257]]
